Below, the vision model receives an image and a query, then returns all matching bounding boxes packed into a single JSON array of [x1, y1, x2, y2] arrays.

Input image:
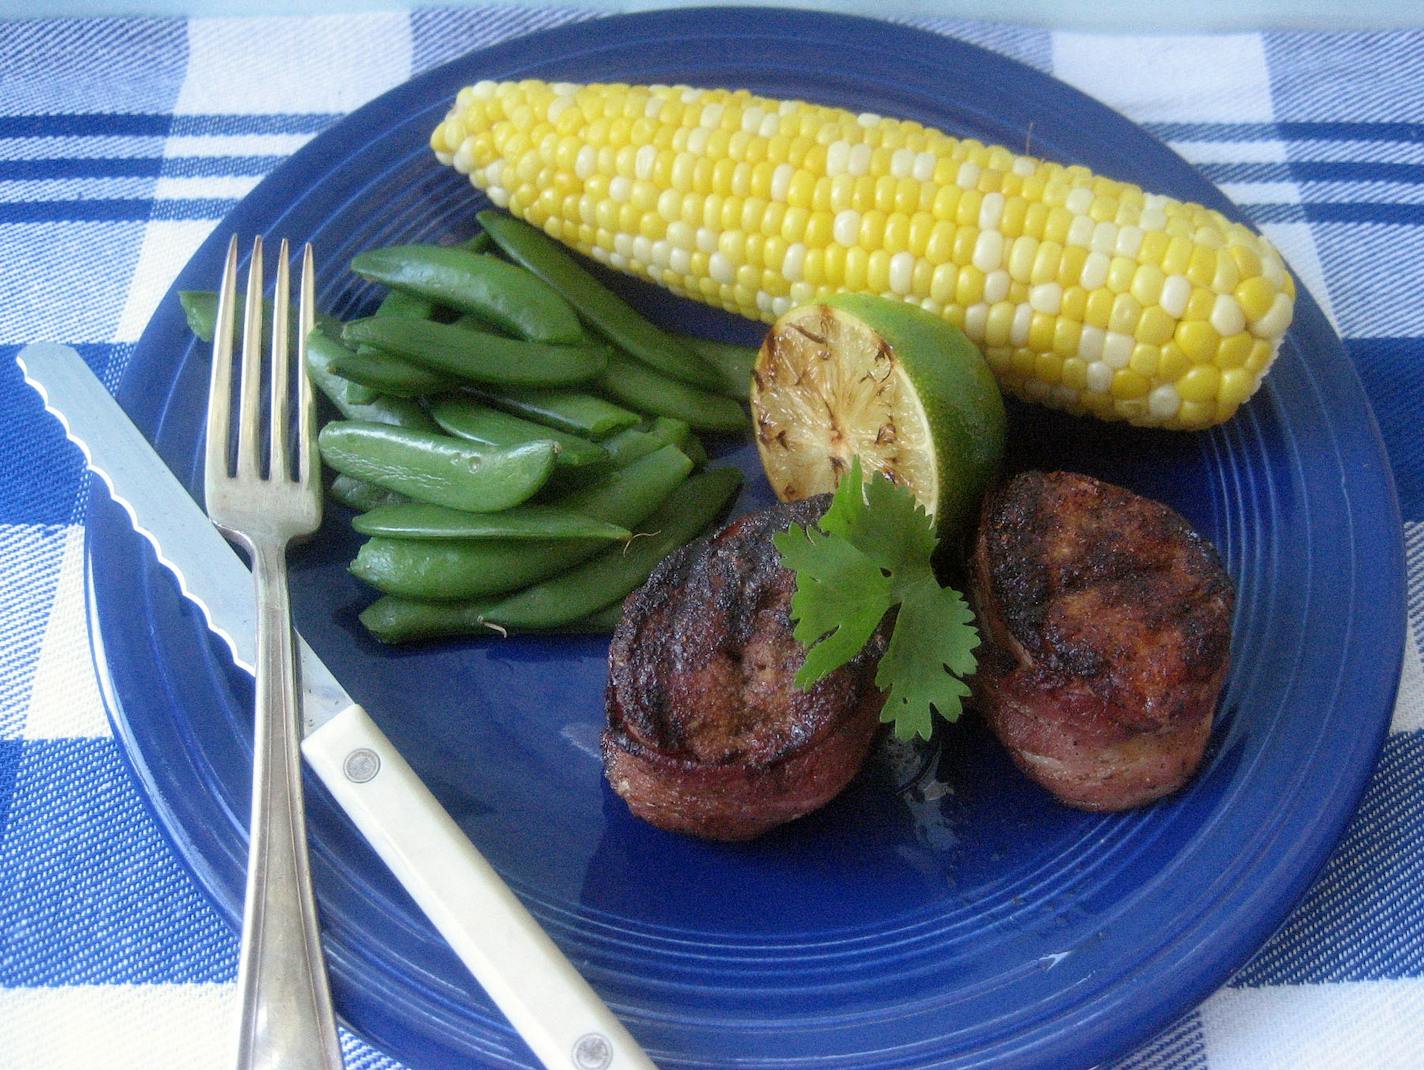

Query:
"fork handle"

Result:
[[236, 539, 344, 1070]]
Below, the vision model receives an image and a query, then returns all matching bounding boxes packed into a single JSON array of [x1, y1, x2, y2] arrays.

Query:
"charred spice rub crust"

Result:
[[603, 496, 890, 841], [969, 471, 1235, 811]]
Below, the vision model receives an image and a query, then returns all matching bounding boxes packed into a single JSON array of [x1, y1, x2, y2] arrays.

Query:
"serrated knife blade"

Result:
[[17, 341, 655, 1070]]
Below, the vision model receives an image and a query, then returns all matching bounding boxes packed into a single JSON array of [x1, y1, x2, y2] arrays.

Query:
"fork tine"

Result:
[[297, 243, 319, 488], [205, 235, 240, 489], [237, 236, 265, 478], [269, 239, 291, 481]]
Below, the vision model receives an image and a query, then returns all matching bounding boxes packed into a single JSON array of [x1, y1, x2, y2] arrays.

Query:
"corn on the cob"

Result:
[[431, 80, 1294, 430]]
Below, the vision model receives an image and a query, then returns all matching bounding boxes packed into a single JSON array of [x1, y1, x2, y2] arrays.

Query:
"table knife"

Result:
[[17, 341, 653, 1070]]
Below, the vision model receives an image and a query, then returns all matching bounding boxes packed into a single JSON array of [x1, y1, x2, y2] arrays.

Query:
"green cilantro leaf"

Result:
[[875, 576, 979, 740], [775, 455, 982, 741], [773, 521, 893, 688]]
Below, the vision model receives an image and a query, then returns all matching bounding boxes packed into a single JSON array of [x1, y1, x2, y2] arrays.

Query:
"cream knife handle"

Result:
[[302, 704, 656, 1070]]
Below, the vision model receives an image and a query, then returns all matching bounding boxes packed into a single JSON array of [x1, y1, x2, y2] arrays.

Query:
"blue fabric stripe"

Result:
[[1344, 338, 1424, 523], [1231, 730, 1424, 985], [0, 113, 337, 138], [0, 156, 285, 180], [1149, 120, 1424, 142], [0, 738, 236, 986], [1243, 202, 1424, 225], [0, 739, 21, 851], [0, 198, 236, 223], [1201, 160, 1424, 184]]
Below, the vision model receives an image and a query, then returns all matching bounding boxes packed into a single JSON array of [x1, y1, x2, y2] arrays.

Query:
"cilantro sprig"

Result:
[[772, 458, 980, 741]]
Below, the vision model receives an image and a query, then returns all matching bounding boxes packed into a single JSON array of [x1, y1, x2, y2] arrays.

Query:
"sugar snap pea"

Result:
[[677, 334, 758, 399], [475, 388, 639, 439], [349, 244, 582, 344], [359, 467, 740, 642], [350, 444, 692, 601], [598, 349, 747, 432], [486, 466, 742, 629], [360, 596, 624, 641], [353, 502, 628, 541], [306, 330, 435, 431], [430, 398, 609, 469], [600, 418, 691, 467], [179, 289, 342, 344], [340, 287, 445, 402], [342, 318, 608, 389], [477, 210, 723, 391], [318, 421, 557, 513], [329, 475, 408, 512], [327, 348, 459, 397]]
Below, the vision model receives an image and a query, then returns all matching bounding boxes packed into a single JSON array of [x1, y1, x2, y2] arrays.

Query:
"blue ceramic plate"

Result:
[[86, 9, 1405, 1070]]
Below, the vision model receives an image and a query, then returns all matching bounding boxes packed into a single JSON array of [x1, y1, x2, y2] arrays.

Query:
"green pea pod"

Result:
[[329, 475, 408, 512], [178, 290, 341, 344], [327, 348, 459, 397], [340, 288, 445, 402], [475, 387, 639, 439], [462, 232, 493, 254], [570, 601, 623, 632], [598, 349, 747, 433], [374, 288, 437, 320], [677, 334, 758, 399], [360, 597, 623, 642], [351, 444, 692, 602], [360, 467, 740, 642], [342, 318, 607, 389], [353, 502, 628, 541], [430, 398, 609, 469], [318, 421, 557, 512], [349, 244, 582, 344], [477, 210, 723, 391], [681, 432, 709, 468], [486, 467, 742, 630], [599, 417, 691, 467], [306, 330, 436, 431]]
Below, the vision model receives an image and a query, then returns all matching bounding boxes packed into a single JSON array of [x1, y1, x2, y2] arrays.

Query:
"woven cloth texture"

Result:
[[0, 8, 1421, 1069]]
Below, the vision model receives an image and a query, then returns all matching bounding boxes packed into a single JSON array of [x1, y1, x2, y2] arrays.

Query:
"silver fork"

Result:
[[206, 235, 343, 1070]]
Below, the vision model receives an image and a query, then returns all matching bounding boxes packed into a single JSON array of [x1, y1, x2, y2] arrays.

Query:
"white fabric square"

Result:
[[1200, 979, 1424, 1070], [22, 525, 108, 740], [0, 984, 235, 1070], [115, 220, 217, 344], [1391, 618, 1424, 734], [175, 13, 413, 116], [1052, 33, 1276, 123]]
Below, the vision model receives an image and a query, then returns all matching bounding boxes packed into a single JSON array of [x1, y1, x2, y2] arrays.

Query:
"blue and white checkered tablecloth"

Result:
[[1, 6, 1421, 1069]]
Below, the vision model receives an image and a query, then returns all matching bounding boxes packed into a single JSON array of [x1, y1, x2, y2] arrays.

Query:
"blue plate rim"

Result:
[[82, 8, 1406, 1070]]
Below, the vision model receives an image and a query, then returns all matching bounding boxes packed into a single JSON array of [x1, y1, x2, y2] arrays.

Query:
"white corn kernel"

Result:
[[1160, 274, 1191, 318], [1210, 294, 1246, 336], [889, 251, 915, 295], [1030, 282, 1063, 314], [1103, 331, 1133, 369], [834, 209, 861, 246], [1149, 384, 1182, 419], [973, 230, 1005, 272]]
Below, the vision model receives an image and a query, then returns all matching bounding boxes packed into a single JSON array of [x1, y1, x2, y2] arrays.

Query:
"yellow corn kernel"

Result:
[[1236, 275, 1276, 322], [1084, 288, 1114, 329], [445, 79, 1293, 428], [1129, 343, 1161, 377], [1176, 320, 1220, 363], [1111, 369, 1151, 400]]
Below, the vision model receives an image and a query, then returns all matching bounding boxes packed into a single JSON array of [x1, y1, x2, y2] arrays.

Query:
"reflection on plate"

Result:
[[86, 10, 1403, 1070]]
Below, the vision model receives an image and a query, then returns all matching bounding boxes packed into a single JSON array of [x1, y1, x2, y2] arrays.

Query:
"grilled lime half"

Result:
[[750, 293, 1006, 538]]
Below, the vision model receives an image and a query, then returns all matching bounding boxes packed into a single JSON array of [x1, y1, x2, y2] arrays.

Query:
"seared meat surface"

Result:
[[604, 496, 887, 840], [969, 471, 1235, 810]]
